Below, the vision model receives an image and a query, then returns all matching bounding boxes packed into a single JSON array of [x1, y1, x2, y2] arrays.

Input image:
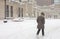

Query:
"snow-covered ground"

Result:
[[0, 19, 60, 39]]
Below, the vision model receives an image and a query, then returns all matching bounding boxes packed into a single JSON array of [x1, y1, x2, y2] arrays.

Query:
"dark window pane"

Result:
[[11, 6, 13, 17], [28, 0, 29, 2], [18, 8, 20, 17], [6, 5, 9, 17], [19, 0, 21, 2], [21, 8, 23, 17]]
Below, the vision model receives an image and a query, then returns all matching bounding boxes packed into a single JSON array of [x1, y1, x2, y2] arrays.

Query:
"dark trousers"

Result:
[[37, 28, 44, 36]]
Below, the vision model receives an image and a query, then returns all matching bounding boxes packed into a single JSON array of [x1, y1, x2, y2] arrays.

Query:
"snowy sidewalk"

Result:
[[0, 19, 60, 39]]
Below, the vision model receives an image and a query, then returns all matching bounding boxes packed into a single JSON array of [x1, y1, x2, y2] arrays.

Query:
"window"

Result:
[[28, 0, 32, 2], [54, 15, 57, 18], [18, 8, 20, 17], [10, 6, 13, 17], [11, 0, 15, 2], [37, 12, 39, 17], [33, 10, 36, 17], [19, 0, 21, 2], [28, 0, 29, 2], [48, 15, 51, 18], [54, 0, 60, 4], [21, 8, 23, 17], [5, 5, 9, 17]]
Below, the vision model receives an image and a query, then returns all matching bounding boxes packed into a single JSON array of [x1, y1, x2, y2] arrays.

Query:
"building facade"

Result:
[[35, 0, 60, 19], [36, 5, 60, 19], [35, 0, 54, 6], [0, 0, 37, 20], [0, 0, 60, 20]]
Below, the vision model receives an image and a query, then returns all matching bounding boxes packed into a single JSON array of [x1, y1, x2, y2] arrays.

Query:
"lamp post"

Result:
[[4, 0, 7, 23]]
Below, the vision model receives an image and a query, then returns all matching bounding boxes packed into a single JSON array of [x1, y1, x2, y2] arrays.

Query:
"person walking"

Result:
[[36, 12, 45, 36]]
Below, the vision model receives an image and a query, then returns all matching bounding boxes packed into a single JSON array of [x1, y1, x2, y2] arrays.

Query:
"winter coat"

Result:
[[37, 16, 45, 29]]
